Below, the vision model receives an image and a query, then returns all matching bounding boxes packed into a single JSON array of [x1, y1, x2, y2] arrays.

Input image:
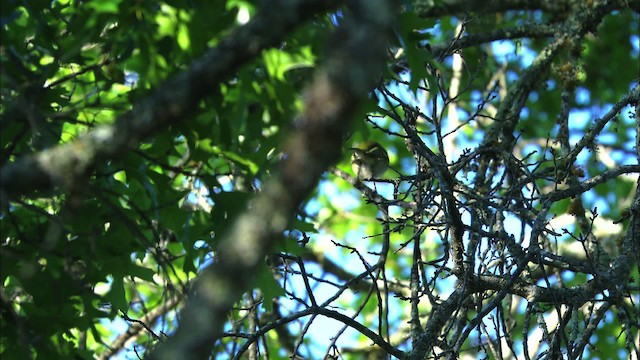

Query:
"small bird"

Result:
[[351, 141, 389, 180]]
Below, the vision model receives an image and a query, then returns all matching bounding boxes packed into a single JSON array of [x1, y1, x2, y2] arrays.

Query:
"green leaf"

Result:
[[291, 218, 317, 233], [397, 11, 436, 93], [105, 276, 127, 312], [86, 0, 123, 14], [255, 264, 285, 312], [263, 47, 314, 81], [129, 264, 156, 283]]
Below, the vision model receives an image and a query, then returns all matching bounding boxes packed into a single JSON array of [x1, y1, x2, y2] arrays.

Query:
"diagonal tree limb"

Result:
[[413, 0, 638, 19], [146, 1, 395, 359], [0, 0, 343, 204]]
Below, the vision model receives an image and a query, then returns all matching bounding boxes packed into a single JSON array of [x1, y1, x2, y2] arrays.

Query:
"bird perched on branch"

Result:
[[351, 141, 389, 180]]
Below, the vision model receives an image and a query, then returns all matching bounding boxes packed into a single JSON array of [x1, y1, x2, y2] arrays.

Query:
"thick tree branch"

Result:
[[146, 2, 395, 359], [543, 164, 640, 202], [414, 0, 637, 18], [0, 0, 343, 203], [430, 22, 558, 58]]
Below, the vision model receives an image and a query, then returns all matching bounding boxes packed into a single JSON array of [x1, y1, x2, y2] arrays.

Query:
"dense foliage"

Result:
[[1, 0, 638, 359]]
